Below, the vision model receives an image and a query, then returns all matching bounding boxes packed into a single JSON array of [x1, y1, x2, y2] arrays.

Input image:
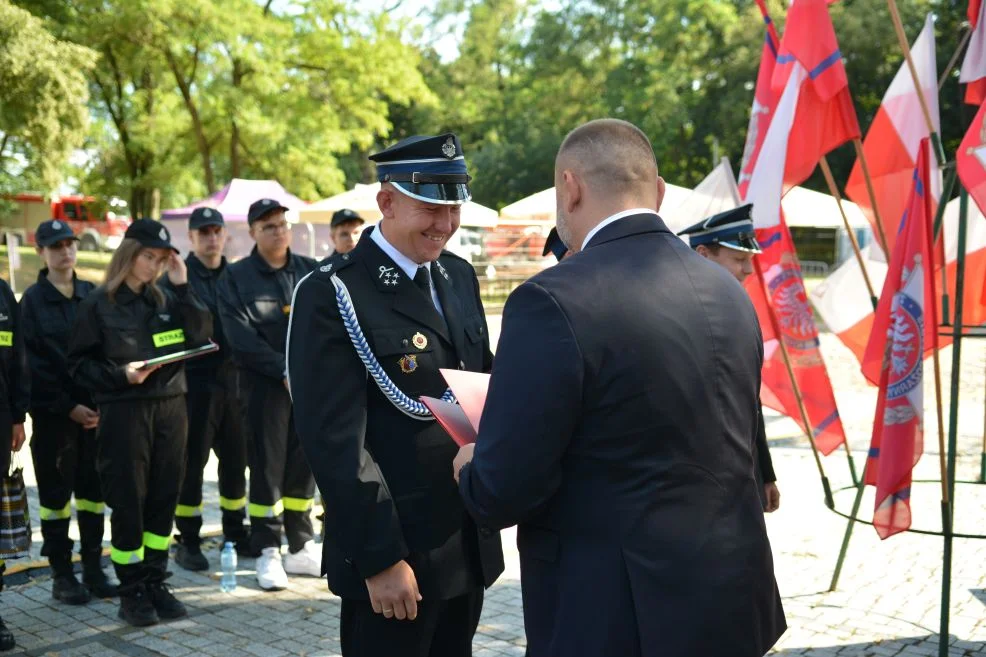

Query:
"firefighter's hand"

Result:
[[366, 560, 421, 621], [11, 424, 25, 452], [69, 404, 100, 429], [764, 482, 781, 513], [125, 362, 161, 385], [165, 252, 187, 285]]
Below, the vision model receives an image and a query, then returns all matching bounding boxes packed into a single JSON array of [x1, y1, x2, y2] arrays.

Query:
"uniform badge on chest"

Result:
[[412, 332, 428, 350], [399, 354, 418, 374]]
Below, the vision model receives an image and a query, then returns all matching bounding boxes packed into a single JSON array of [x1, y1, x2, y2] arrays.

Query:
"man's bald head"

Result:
[[557, 119, 659, 198], [554, 119, 665, 252]]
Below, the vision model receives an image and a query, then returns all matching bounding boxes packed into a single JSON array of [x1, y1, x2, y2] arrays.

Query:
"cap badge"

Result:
[[441, 137, 456, 159], [263, 199, 272, 205], [159, 228, 168, 240], [399, 354, 418, 374], [378, 265, 400, 286], [203, 209, 212, 217], [320, 264, 333, 273], [52, 221, 62, 230], [412, 332, 428, 350]]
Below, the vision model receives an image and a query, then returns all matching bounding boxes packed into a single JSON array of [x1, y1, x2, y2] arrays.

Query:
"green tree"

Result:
[[0, 1, 95, 195]]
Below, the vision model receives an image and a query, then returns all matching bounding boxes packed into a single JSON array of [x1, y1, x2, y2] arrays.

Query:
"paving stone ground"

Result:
[[3, 324, 985, 656]]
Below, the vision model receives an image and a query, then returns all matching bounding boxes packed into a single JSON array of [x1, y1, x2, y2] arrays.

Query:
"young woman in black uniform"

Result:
[[69, 219, 212, 627], [21, 220, 116, 605], [0, 273, 30, 652]]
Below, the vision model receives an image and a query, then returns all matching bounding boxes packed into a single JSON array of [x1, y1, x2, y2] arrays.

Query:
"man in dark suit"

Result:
[[287, 133, 504, 657], [678, 204, 781, 513], [454, 119, 786, 657]]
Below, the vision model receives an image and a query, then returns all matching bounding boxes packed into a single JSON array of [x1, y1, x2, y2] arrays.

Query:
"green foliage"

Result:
[[0, 1, 96, 195], [5, 0, 976, 214]]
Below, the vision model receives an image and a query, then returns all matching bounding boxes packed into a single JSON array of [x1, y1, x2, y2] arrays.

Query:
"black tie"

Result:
[[414, 266, 431, 297]]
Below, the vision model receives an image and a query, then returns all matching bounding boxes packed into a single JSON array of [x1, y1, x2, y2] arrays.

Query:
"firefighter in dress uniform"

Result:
[[21, 220, 116, 606], [69, 219, 213, 627], [678, 204, 780, 512], [287, 133, 504, 657]]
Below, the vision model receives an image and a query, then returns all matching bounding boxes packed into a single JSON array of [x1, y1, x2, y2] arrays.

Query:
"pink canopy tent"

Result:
[[161, 178, 308, 222]]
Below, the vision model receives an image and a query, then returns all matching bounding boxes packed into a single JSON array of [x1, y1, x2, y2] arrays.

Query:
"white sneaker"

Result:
[[256, 547, 289, 591], [283, 540, 322, 578]]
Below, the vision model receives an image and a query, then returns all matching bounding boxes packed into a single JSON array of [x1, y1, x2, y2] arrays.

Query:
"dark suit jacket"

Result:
[[288, 227, 504, 601], [459, 213, 786, 657]]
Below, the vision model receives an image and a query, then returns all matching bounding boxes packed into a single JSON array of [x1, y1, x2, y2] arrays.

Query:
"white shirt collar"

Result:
[[580, 208, 659, 251], [370, 224, 423, 279]]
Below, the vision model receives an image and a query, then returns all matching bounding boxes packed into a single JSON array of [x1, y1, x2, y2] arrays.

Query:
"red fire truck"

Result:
[[0, 194, 130, 251]]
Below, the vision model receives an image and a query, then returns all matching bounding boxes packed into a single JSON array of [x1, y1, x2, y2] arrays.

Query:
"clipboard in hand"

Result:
[[133, 341, 219, 370]]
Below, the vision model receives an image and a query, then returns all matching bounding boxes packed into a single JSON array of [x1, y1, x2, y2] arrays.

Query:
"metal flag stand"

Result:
[[825, 163, 985, 657]]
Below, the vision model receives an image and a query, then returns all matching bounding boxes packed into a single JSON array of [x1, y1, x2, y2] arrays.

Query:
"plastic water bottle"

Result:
[[220, 542, 237, 592]]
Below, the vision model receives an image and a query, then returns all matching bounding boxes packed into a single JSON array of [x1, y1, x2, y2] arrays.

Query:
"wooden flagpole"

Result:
[[819, 156, 878, 309], [724, 160, 839, 503], [852, 140, 893, 257]]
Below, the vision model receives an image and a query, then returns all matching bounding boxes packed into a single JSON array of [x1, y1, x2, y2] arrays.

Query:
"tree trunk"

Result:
[[230, 58, 244, 179], [164, 48, 215, 193]]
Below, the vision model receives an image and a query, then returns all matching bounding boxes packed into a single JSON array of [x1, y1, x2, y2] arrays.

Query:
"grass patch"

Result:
[[0, 246, 112, 293]]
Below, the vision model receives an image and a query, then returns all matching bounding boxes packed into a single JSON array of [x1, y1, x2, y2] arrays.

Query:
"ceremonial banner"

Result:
[[862, 141, 936, 539], [738, 0, 781, 199], [961, 0, 986, 106], [769, 0, 861, 189], [844, 14, 939, 255], [958, 100, 986, 217], [742, 0, 850, 455]]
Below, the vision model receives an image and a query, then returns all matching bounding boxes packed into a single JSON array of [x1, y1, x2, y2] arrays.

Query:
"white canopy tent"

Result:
[[498, 183, 694, 229], [299, 182, 499, 228], [499, 180, 870, 234]]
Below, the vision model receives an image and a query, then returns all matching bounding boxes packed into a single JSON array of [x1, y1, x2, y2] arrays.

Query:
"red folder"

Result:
[[420, 370, 491, 446], [420, 396, 477, 447]]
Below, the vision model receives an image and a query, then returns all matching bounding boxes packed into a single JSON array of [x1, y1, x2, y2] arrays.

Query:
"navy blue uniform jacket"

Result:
[[459, 213, 786, 657]]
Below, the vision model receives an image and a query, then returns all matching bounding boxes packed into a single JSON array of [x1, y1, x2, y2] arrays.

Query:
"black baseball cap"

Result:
[[331, 209, 364, 228], [248, 198, 289, 225], [189, 207, 224, 230], [124, 218, 179, 253], [35, 220, 78, 247]]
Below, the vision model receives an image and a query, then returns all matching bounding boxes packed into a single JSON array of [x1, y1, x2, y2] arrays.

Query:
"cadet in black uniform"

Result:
[[21, 220, 116, 605], [216, 199, 318, 591], [0, 274, 29, 653], [287, 134, 504, 657], [329, 209, 364, 255], [163, 208, 249, 571], [678, 204, 780, 512], [69, 219, 213, 627]]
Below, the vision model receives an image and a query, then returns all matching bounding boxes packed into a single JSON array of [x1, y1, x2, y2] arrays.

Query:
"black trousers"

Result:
[[244, 375, 315, 553], [341, 589, 484, 657], [96, 396, 187, 585], [175, 371, 248, 544], [29, 411, 105, 568]]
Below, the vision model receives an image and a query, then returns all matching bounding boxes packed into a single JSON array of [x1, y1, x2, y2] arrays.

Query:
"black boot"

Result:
[[0, 614, 13, 652], [117, 581, 159, 627], [81, 551, 118, 599], [146, 572, 187, 620], [174, 536, 209, 572], [49, 554, 90, 605]]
